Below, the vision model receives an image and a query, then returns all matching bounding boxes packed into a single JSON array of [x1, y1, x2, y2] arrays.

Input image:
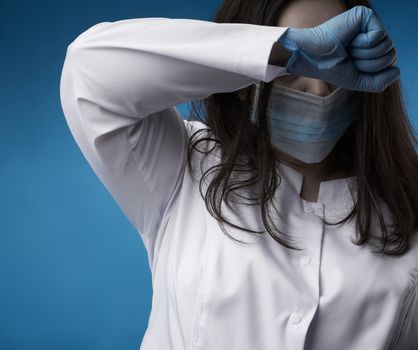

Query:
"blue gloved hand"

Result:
[[278, 5, 400, 93]]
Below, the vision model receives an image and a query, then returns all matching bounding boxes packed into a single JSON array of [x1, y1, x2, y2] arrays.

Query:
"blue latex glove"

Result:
[[278, 5, 400, 93]]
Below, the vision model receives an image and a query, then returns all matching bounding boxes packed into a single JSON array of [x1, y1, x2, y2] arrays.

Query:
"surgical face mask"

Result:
[[250, 81, 359, 164]]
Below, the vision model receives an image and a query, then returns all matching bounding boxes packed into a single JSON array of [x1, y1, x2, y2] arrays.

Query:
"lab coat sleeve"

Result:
[[59, 17, 289, 260]]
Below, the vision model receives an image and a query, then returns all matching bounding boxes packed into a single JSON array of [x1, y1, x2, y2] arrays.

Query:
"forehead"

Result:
[[276, 0, 348, 28]]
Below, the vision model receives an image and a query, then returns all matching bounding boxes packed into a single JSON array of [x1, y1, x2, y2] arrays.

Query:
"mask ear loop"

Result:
[[250, 81, 262, 124]]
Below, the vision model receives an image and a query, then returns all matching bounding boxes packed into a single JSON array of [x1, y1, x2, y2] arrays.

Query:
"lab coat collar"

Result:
[[277, 162, 358, 209]]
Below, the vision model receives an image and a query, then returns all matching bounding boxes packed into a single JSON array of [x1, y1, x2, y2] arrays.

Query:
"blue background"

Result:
[[0, 0, 417, 349]]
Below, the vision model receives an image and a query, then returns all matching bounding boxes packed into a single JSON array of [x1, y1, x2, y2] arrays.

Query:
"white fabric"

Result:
[[59, 17, 418, 350]]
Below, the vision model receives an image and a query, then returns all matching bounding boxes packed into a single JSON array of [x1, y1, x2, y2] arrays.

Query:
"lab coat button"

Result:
[[304, 203, 314, 213], [300, 256, 312, 265], [290, 312, 302, 324]]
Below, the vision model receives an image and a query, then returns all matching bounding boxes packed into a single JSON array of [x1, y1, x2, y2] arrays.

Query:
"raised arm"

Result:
[[59, 17, 289, 268]]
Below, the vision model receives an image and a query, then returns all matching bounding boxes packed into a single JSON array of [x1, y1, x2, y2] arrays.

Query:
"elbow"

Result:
[[66, 21, 112, 53]]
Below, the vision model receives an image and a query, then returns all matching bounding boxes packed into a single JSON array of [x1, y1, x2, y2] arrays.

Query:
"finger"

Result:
[[320, 6, 382, 47], [358, 66, 400, 93], [350, 28, 386, 48], [354, 48, 397, 72], [350, 7, 388, 48], [350, 36, 393, 59]]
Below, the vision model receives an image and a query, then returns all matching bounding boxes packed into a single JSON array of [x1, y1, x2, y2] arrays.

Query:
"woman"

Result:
[[59, 0, 418, 348]]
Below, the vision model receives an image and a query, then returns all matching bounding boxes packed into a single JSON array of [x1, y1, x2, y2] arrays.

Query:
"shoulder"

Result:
[[184, 119, 210, 136]]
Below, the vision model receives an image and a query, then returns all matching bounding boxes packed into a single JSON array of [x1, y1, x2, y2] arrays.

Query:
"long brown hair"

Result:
[[185, 0, 418, 256]]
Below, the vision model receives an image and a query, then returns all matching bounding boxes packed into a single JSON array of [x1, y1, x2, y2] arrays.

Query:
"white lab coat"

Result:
[[59, 17, 418, 350]]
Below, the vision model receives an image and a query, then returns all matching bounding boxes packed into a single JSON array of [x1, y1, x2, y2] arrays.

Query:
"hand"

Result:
[[278, 5, 400, 93]]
